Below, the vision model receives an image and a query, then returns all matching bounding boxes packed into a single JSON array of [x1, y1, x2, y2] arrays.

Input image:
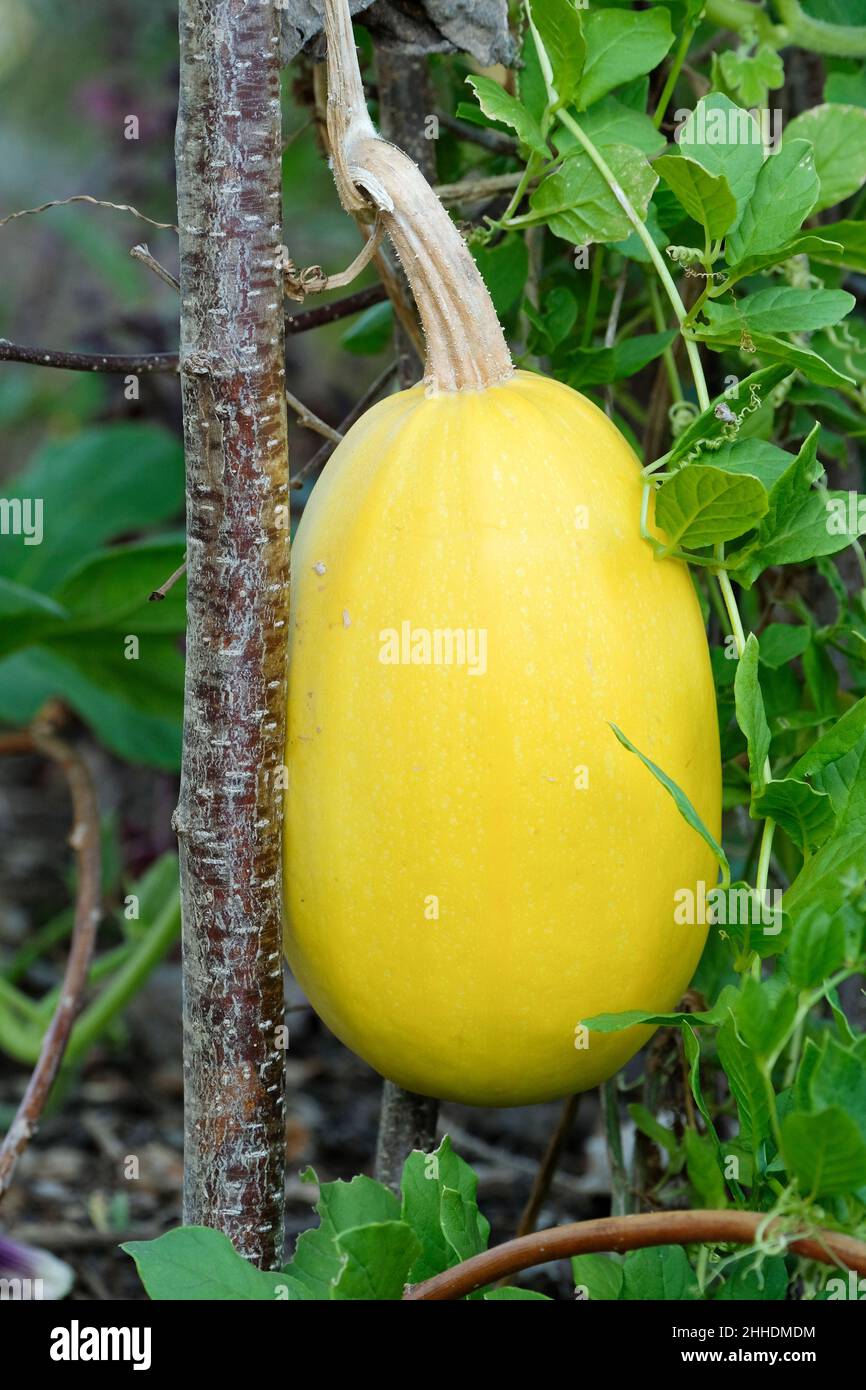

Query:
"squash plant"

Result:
[[2, 0, 866, 1302], [119, 0, 866, 1299]]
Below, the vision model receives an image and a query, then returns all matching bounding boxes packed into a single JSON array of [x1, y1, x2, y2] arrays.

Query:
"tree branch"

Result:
[[174, 0, 289, 1270], [0, 286, 389, 377], [290, 358, 401, 489], [0, 720, 102, 1202], [404, 1210, 866, 1300], [0, 341, 178, 374]]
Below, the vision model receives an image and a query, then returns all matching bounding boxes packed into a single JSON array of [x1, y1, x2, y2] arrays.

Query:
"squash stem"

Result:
[[322, 0, 514, 392]]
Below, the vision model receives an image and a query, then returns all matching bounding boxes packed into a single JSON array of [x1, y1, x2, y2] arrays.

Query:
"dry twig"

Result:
[[0, 720, 102, 1202]]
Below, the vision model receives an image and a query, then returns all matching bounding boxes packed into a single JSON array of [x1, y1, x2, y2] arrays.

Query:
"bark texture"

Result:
[[374, 1082, 438, 1194], [175, 0, 289, 1268], [281, 1, 515, 64]]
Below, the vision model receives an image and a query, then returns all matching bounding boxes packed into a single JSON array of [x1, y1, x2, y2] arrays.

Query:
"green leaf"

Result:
[[712, 881, 788, 958], [628, 1102, 679, 1156], [586, 986, 739, 1035], [726, 140, 820, 267], [696, 329, 856, 391], [609, 723, 729, 877], [734, 635, 771, 795], [788, 906, 846, 990], [51, 540, 187, 634], [0, 580, 68, 659], [564, 331, 677, 388], [782, 1108, 866, 1197], [123, 1228, 295, 1301], [756, 623, 811, 668], [654, 155, 737, 240], [701, 287, 855, 336], [524, 142, 657, 245], [331, 1222, 421, 1300], [572, 1253, 623, 1301], [528, 0, 586, 109], [314, 1170, 399, 1232], [714, 1256, 787, 1301], [341, 301, 393, 355], [733, 976, 798, 1059], [545, 287, 578, 346], [789, 696, 866, 803], [784, 700, 866, 921], [0, 578, 66, 621], [0, 639, 184, 770], [696, 438, 795, 493], [676, 95, 765, 214], [471, 235, 529, 316], [806, 219, 866, 273], [575, 6, 674, 112], [751, 779, 835, 852], [517, 19, 547, 123], [0, 424, 184, 592], [554, 95, 666, 157], [483, 1287, 551, 1300], [684, 1129, 727, 1209], [825, 69, 866, 107], [733, 426, 864, 585], [717, 1017, 770, 1157], [288, 1170, 400, 1299], [401, 1136, 489, 1286], [621, 1246, 698, 1301], [465, 76, 548, 155], [715, 233, 845, 289], [809, 1037, 866, 1144], [655, 465, 769, 549], [784, 104, 866, 212], [715, 43, 784, 108], [659, 365, 791, 473]]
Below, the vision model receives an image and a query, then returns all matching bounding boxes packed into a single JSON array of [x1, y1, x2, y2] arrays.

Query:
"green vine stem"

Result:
[[703, 0, 782, 45], [653, 15, 700, 130], [556, 109, 712, 414], [705, 0, 866, 55]]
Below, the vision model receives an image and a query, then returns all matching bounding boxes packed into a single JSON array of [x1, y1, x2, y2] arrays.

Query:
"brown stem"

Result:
[[374, 1082, 438, 1196], [323, 0, 512, 392], [0, 341, 178, 374], [130, 243, 180, 293], [286, 281, 386, 331], [148, 558, 187, 603], [174, 0, 288, 1270], [290, 358, 401, 489], [404, 1210, 866, 1300], [438, 113, 518, 157], [0, 722, 101, 1202], [515, 1095, 580, 1238], [0, 287, 389, 378]]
